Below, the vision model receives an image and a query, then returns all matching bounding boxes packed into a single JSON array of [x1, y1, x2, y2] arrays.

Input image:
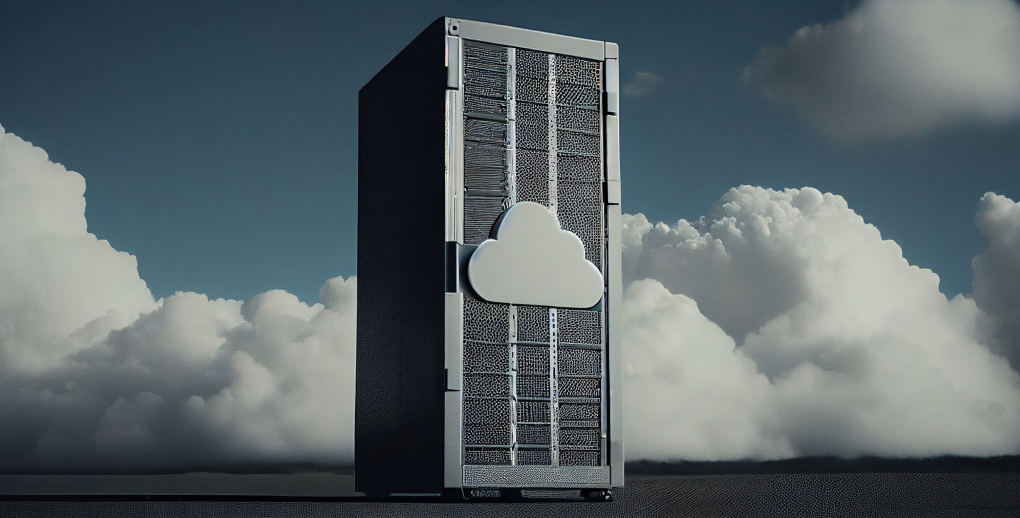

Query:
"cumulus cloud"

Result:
[[972, 192, 1020, 373], [468, 201, 603, 308], [623, 186, 1020, 459], [4, 122, 1020, 469], [0, 125, 355, 472], [743, 0, 1020, 141], [622, 72, 665, 98]]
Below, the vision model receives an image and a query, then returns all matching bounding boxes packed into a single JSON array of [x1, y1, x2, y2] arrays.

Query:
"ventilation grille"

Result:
[[517, 345, 550, 375], [516, 449, 552, 466], [558, 309, 602, 345], [558, 347, 602, 377], [464, 299, 509, 343], [465, 447, 511, 465], [516, 305, 551, 342], [459, 44, 607, 476]]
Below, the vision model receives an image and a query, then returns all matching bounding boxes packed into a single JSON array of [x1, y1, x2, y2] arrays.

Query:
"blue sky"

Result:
[[3, 0, 1016, 304], [2, 1, 1020, 470]]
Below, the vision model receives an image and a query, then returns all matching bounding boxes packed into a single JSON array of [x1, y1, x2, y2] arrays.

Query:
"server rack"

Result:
[[356, 17, 622, 499]]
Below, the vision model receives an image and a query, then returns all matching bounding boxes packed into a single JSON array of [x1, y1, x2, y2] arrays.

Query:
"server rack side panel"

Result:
[[355, 17, 448, 495]]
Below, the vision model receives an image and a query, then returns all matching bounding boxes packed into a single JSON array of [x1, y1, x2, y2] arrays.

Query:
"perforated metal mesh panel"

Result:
[[464, 299, 509, 342], [517, 401, 550, 423], [517, 346, 550, 374], [516, 305, 551, 342], [516, 448, 552, 466], [558, 450, 601, 467], [514, 149, 549, 207], [465, 447, 511, 465], [464, 342, 510, 373], [517, 425, 551, 445], [459, 41, 608, 482], [558, 347, 602, 376]]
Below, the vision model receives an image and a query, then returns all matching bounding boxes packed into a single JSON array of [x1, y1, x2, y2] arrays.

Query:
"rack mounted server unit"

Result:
[[356, 17, 623, 499]]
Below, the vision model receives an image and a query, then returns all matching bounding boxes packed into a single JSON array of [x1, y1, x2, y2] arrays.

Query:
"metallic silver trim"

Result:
[[607, 205, 624, 487], [450, 18, 605, 61], [445, 293, 464, 390], [463, 465, 610, 488], [605, 114, 620, 182], [605, 42, 619, 60], [445, 390, 464, 487], [446, 36, 462, 89], [454, 81, 465, 244], [605, 179, 621, 205], [507, 47, 517, 206], [605, 58, 619, 114], [547, 53, 558, 216], [509, 304, 518, 465], [548, 307, 559, 466]]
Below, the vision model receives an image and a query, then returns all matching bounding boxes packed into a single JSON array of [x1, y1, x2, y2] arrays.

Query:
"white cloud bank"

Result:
[[744, 0, 1020, 141], [0, 125, 355, 472], [623, 186, 1020, 460], [2, 124, 1020, 470]]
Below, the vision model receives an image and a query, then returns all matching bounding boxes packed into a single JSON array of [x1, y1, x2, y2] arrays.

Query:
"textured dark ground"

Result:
[[2, 472, 1019, 517]]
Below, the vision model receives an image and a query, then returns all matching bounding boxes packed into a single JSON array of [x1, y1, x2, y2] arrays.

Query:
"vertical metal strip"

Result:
[[547, 54, 558, 216], [507, 48, 517, 207], [549, 307, 559, 466], [509, 304, 518, 465]]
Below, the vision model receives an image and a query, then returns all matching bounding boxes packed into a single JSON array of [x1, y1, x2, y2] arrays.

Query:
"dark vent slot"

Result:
[[557, 308, 603, 345], [464, 399, 511, 426], [555, 55, 601, 87], [517, 345, 550, 375], [559, 450, 600, 466], [556, 82, 600, 109], [517, 401, 550, 423], [515, 150, 550, 207], [464, 299, 509, 342], [557, 154, 601, 183], [560, 403, 599, 422], [556, 105, 600, 135], [517, 424, 551, 445], [465, 70, 507, 99], [556, 130, 600, 157], [465, 95, 508, 118], [516, 304, 550, 343], [464, 196, 507, 245], [559, 428, 599, 449], [516, 76, 549, 104], [556, 185, 604, 273], [465, 119, 506, 144], [516, 49, 549, 79], [464, 424, 511, 446], [558, 377, 601, 399], [516, 449, 552, 465], [465, 447, 511, 465], [464, 42, 507, 69], [558, 347, 602, 377], [516, 102, 549, 151], [464, 374, 511, 398], [516, 375, 550, 399], [464, 342, 510, 373]]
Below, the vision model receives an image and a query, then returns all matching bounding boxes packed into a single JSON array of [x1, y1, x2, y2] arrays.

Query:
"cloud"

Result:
[[622, 72, 665, 98], [3, 123, 1020, 469], [468, 201, 603, 308], [743, 0, 1020, 141], [972, 192, 1020, 373], [0, 124, 356, 472], [623, 186, 1020, 459]]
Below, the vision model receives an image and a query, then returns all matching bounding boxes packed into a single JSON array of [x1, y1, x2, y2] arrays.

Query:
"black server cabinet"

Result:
[[357, 17, 623, 497]]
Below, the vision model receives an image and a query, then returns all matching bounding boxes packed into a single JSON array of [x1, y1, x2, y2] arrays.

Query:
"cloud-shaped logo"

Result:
[[467, 201, 604, 308]]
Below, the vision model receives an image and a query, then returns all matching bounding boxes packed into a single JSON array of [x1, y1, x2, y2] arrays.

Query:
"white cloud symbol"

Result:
[[467, 201, 604, 308]]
